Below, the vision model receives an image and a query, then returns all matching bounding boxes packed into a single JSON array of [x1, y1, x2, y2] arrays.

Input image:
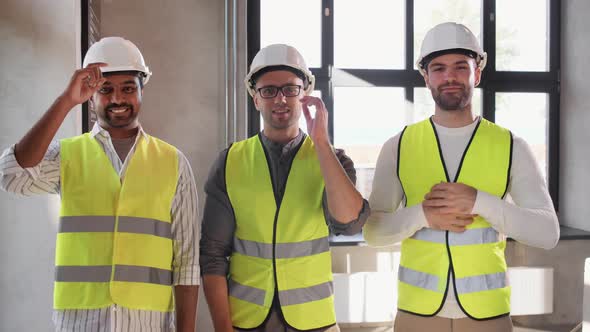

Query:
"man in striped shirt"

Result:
[[0, 37, 199, 331]]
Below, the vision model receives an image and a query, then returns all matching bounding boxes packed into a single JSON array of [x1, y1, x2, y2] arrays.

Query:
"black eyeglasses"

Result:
[[256, 85, 302, 99]]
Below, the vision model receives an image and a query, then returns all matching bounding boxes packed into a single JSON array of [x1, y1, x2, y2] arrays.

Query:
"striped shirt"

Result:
[[0, 124, 200, 332]]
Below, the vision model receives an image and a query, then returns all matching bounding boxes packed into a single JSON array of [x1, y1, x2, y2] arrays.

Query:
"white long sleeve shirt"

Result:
[[0, 123, 200, 331], [365, 118, 559, 318]]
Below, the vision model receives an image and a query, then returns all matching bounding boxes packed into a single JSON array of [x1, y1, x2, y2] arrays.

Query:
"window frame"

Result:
[[247, 0, 561, 212], [81, 0, 90, 133], [81, 0, 101, 133]]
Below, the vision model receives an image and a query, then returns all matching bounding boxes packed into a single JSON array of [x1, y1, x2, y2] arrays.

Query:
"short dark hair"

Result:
[[249, 65, 308, 89], [420, 48, 478, 72], [103, 70, 146, 88]]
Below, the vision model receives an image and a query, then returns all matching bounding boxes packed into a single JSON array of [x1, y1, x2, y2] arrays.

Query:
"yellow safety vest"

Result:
[[56, 133, 178, 312], [225, 134, 336, 330], [397, 118, 512, 320]]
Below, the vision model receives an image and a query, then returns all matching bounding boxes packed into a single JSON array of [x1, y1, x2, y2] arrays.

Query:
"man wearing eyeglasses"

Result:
[[200, 44, 368, 332]]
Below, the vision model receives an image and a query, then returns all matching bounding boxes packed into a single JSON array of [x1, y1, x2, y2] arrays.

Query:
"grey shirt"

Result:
[[200, 130, 369, 276]]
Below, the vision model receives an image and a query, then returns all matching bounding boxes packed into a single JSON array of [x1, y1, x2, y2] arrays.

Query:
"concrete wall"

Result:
[[99, 0, 225, 330], [99, 0, 225, 191], [560, 0, 590, 231], [0, 1, 81, 331], [508, 241, 590, 329]]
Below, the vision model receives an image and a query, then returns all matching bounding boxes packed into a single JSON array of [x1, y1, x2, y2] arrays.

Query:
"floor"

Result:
[[338, 323, 580, 332], [513, 324, 580, 332]]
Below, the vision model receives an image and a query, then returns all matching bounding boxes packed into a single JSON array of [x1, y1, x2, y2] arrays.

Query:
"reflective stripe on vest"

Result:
[[398, 266, 507, 294], [59, 216, 173, 239], [226, 135, 336, 330], [228, 279, 334, 307], [397, 118, 512, 319], [56, 265, 172, 285], [57, 133, 178, 312], [410, 227, 499, 246], [233, 236, 330, 259]]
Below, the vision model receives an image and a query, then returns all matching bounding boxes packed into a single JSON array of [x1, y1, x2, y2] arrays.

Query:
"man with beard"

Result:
[[200, 44, 368, 331], [365, 22, 559, 332], [0, 37, 199, 331]]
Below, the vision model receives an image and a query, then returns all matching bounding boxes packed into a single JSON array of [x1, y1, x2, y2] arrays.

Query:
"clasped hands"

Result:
[[422, 182, 478, 233]]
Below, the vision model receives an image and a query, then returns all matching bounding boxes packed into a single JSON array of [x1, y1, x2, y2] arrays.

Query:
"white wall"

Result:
[[99, 0, 225, 330], [560, 0, 590, 231], [0, 0, 81, 331]]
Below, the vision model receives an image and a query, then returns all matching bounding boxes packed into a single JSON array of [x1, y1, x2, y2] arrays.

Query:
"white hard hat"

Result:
[[244, 44, 315, 97], [416, 22, 487, 77], [83, 37, 152, 84]]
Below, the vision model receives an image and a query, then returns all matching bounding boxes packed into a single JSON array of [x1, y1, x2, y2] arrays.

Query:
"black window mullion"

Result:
[[405, 0, 414, 72], [485, 72, 556, 92], [549, 0, 561, 74], [322, 0, 334, 143], [482, 0, 496, 75], [481, 0, 495, 122], [482, 89, 495, 123], [405, 0, 415, 106], [81, 0, 90, 133], [246, 0, 261, 136], [548, 91, 559, 211], [321, 0, 334, 70], [548, 0, 561, 211]]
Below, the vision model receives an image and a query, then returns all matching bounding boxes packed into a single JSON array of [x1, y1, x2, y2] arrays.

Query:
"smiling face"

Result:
[[90, 72, 143, 137], [253, 70, 305, 139], [424, 53, 481, 112]]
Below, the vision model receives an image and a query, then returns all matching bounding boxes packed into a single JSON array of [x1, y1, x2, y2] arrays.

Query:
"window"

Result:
[[495, 93, 549, 179], [334, 0, 405, 69], [248, 0, 561, 242], [496, 0, 549, 71], [334, 87, 406, 198], [260, 0, 322, 68]]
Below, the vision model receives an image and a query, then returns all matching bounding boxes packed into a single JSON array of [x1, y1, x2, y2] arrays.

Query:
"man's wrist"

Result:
[[54, 94, 77, 114], [313, 139, 332, 153]]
